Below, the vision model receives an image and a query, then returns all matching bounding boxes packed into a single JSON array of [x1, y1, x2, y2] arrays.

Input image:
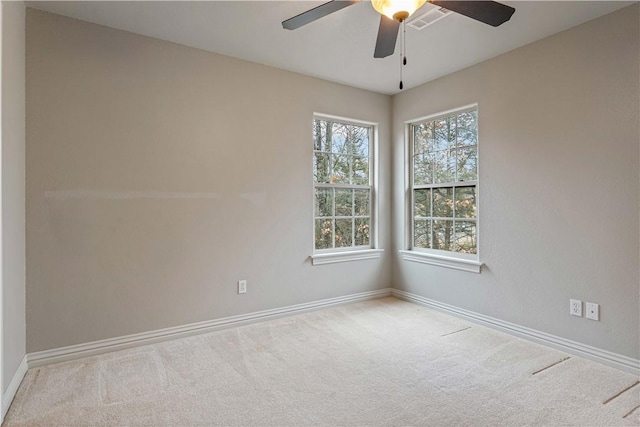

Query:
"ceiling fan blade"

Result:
[[282, 1, 359, 30], [374, 16, 400, 58], [430, 1, 515, 27]]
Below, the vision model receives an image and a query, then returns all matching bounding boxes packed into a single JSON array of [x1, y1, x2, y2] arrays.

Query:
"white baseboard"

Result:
[[392, 289, 640, 375], [27, 288, 393, 368], [23, 286, 636, 384], [2, 355, 28, 421]]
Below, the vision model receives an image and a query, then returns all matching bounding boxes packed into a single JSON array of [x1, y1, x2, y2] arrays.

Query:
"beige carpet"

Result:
[[4, 297, 640, 426]]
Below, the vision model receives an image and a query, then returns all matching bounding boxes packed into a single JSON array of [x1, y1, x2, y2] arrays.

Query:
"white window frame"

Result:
[[311, 113, 382, 265], [400, 104, 483, 273]]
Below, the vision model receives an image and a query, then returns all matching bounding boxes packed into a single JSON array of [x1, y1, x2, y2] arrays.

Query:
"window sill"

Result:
[[399, 250, 483, 273], [311, 249, 384, 266]]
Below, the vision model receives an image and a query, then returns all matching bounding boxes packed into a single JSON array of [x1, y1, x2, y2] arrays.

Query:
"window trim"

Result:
[[311, 249, 384, 266], [402, 104, 482, 272], [311, 113, 380, 264], [399, 250, 482, 273]]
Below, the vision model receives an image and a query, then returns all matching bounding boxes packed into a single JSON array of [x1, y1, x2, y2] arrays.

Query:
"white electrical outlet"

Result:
[[570, 299, 582, 317], [238, 280, 247, 294], [585, 302, 599, 321]]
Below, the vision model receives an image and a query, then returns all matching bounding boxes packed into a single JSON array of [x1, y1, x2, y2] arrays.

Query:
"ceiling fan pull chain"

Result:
[[399, 20, 405, 90], [403, 20, 407, 66], [399, 48, 403, 90]]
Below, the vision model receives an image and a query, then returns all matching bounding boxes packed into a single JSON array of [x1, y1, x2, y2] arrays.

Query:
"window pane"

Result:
[[354, 189, 370, 216], [331, 154, 349, 184], [313, 120, 330, 152], [354, 217, 370, 246], [314, 153, 331, 183], [315, 219, 333, 250], [413, 154, 432, 185], [456, 111, 477, 147], [432, 219, 454, 251], [350, 127, 369, 157], [434, 118, 450, 151], [413, 189, 431, 218], [454, 220, 477, 254], [351, 156, 369, 185], [413, 124, 425, 154], [434, 149, 455, 183], [315, 188, 333, 217], [331, 123, 350, 154], [335, 219, 353, 248], [335, 189, 353, 217], [433, 187, 453, 218], [456, 147, 477, 182], [448, 116, 457, 148], [414, 219, 431, 249], [454, 186, 476, 219], [413, 122, 433, 155]]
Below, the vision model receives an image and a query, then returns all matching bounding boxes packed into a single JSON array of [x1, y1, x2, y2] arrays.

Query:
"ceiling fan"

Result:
[[282, 0, 516, 59]]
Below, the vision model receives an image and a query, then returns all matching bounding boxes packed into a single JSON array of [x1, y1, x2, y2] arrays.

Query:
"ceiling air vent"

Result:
[[407, 6, 452, 30]]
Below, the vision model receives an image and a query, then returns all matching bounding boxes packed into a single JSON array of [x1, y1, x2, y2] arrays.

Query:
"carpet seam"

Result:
[[623, 404, 640, 419], [440, 327, 472, 337], [531, 356, 571, 375], [603, 380, 640, 405]]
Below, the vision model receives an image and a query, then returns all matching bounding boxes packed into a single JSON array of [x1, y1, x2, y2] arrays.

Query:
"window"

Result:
[[312, 115, 381, 264], [404, 105, 481, 272]]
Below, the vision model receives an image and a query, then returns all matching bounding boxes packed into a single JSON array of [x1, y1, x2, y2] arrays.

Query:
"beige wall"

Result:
[[26, 10, 392, 352], [392, 4, 639, 358], [2, 0, 26, 393]]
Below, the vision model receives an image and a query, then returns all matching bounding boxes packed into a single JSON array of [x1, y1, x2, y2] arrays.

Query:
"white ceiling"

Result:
[[27, 1, 634, 95]]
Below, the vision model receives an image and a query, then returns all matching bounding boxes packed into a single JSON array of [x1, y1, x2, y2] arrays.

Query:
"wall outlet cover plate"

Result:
[[570, 299, 582, 317], [238, 280, 247, 294], [585, 302, 599, 321]]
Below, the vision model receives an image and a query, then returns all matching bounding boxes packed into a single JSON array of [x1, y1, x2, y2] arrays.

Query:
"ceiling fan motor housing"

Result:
[[372, 0, 427, 21], [393, 11, 410, 22]]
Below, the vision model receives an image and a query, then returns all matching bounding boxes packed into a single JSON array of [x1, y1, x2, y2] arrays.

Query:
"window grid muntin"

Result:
[[410, 107, 478, 255], [314, 117, 373, 251]]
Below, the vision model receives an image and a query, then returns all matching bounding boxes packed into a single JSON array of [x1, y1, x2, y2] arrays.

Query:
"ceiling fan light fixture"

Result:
[[372, 0, 427, 21]]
